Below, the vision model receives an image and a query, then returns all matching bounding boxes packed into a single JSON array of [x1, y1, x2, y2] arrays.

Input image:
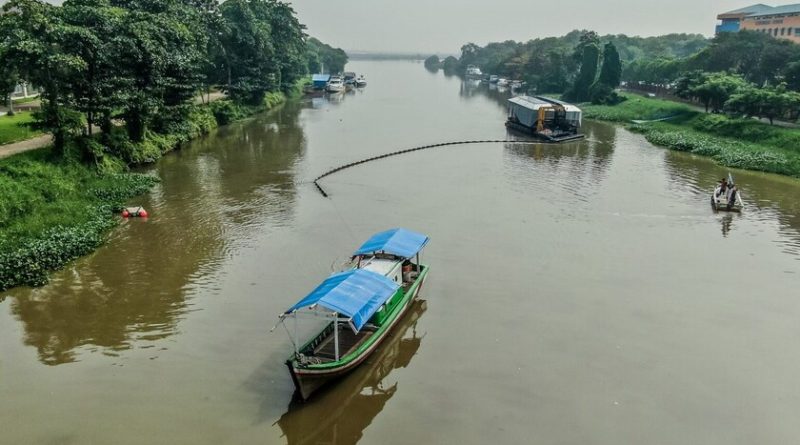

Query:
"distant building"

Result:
[[717, 3, 800, 43]]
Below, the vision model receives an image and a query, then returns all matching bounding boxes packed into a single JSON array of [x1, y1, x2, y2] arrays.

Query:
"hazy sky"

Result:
[[288, 0, 764, 54]]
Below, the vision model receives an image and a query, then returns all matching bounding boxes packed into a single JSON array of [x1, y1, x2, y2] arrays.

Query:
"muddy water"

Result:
[[1, 61, 799, 445]]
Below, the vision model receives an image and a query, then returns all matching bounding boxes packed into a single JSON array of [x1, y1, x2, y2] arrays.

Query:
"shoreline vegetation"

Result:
[[581, 93, 800, 178], [430, 28, 800, 179], [0, 0, 347, 291], [0, 81, 305, 292]]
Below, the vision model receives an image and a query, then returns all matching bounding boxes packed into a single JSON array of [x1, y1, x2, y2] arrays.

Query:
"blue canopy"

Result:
[[312, 74, 331, 82], [285, 269, 399, 332], [354, 228, 429, 259]]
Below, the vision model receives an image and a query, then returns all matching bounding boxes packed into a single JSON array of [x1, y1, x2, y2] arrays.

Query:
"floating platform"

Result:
[[505, 121, 585, 143]]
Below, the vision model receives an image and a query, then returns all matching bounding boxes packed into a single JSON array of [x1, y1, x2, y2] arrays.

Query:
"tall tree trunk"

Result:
[[6, 96, 14, 116]]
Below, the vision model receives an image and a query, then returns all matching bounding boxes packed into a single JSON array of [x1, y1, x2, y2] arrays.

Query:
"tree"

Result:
[[0, 53, 20, 116], [424, 55, 441, 71], [442, 56, 459, 74], [597, 42, 622, 88], [0, 0, 86, 153], [566, 42, 600, 102], [691, 73, 748, 113]]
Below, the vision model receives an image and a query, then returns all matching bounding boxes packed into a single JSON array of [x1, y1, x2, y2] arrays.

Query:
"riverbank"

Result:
[[581, 93, 800, 178], [0, 85, 303, 291]]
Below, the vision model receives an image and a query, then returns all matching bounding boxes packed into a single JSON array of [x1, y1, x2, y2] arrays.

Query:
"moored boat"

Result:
[[466, 65, 483, 79], [279, 228, 430, 400], [355, 75, 367, 87], [326, 76, 345, 93]]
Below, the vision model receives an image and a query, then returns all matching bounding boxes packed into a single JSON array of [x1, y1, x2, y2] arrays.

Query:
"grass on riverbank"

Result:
[[0, 148, 158, 290], [0, 87, 298, 291], [0, 112, 44, 145], [583, 93, 800, 177]]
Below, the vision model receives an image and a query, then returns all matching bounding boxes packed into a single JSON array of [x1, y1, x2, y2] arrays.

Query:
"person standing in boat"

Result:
[[726, 184, 738, 210], [717, 178, 728, 197]]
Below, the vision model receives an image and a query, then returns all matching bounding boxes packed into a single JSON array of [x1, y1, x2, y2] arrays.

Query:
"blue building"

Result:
[[716, 4, 774, 34]]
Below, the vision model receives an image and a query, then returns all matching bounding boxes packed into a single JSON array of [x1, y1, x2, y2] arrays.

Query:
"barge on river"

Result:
[[506, 96, 584, 142], [278, 228, 430, 400]]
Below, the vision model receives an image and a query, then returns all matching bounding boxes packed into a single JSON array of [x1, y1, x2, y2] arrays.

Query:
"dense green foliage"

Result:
[[0, 112, 43, 145], [455, 30, 708, 94], [424, 55, 442, 70], [442, 56, 459, 74], [0, 0, 345, 154], [624, 31, 800, 94], [307, 37, 349, 74]]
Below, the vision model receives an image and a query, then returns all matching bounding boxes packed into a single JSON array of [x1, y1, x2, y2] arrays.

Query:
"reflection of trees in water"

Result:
[[458, 80, 512, 107], [664, 151, 800, 249], [9, 104, 307, 365], [272, 300, 427, 445], [504, 121, 616, 196]]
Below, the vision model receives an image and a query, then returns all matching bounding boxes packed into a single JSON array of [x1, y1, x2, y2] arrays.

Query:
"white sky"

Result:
[[288, 0, 766, 53]]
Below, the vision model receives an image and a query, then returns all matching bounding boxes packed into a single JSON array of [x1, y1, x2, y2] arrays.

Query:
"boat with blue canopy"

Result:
[[279, 228, 430, 400]]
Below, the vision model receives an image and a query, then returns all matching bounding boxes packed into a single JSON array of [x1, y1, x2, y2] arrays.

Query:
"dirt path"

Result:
[[0, 134, 53, 159], [0, 92, 228, 159]]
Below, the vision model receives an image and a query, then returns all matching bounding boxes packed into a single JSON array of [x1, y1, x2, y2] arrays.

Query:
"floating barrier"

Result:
[[122, 206, 149, 218], [312, 139, 543, 197]]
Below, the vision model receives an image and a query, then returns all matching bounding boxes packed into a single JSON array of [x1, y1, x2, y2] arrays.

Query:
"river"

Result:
[[1, 61, 799, 445]]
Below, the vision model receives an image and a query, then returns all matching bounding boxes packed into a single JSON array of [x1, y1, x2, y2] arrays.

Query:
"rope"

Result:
[[312, 139, 544, 197]]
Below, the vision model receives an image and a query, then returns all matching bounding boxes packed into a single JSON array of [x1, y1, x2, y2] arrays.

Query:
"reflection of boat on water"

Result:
[[277, 299, 428, 445], [280, 229, 430, 400]]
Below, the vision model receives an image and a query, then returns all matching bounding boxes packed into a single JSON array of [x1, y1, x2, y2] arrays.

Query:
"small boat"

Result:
[[465, 65, 483, 79], [343, 72, 357, 86], [279, 228, 430, 400], [326, 77, 345, 93], [510, 80, 524, 90], [489, 75, 499, 84], [355, 75, 367, 87], [497, 78, 509, 87], [711, 174, 744, 212]]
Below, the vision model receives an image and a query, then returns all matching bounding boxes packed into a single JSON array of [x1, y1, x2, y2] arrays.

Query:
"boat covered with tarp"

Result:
[[278, 228, 430, 400], [506, 95, 584, 142]]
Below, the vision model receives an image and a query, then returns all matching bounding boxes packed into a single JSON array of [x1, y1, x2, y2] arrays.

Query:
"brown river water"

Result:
[[2, 61, 800, 444]]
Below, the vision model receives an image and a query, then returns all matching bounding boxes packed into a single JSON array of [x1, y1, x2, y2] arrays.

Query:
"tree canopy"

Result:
[[0, 0, 347, 155]]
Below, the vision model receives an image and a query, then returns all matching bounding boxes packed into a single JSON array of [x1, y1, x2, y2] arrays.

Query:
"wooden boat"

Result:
[[711, 174, 744, 212], [278, 228, 430, 400], [711, 186, 744, 212], [277, 299, 427, 444]]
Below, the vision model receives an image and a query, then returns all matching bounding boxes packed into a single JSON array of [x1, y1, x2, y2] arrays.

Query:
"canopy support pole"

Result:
[[293, 311, 299, 358], [334, 312, 340, 361]]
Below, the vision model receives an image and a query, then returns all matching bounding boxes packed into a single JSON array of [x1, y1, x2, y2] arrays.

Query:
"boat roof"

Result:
[[508, 95, 582, 113], [284, 269, 399, 332], [354, 228, 429, 259], [312, 74, 331, 82]]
